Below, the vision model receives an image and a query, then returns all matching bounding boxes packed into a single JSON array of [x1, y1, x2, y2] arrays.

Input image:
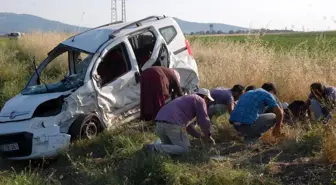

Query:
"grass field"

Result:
[[1, 32, 336, 184]]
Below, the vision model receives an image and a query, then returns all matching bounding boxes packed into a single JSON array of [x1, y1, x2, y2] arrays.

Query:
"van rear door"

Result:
[[157, 19, 192, 60]]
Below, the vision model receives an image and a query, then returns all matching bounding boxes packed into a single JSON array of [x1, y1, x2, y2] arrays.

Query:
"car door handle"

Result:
[[134, 72, 141, 84]]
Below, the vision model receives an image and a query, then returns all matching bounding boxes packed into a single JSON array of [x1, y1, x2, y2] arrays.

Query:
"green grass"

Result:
[[187, 31, 336, 53]]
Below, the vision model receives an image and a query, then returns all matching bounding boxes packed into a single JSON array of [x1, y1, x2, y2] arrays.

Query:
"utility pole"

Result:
[[121, 0, 126, 22], [111, 0, 126, 23], [111, 0, 117, 23]]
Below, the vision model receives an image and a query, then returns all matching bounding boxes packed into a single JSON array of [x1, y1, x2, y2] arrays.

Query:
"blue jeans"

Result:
[[311, 99, 332, 122], [232, 113, 276, 139], [152, 122, 190, 155]]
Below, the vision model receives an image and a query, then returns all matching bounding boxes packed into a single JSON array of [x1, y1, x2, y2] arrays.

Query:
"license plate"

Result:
[[0, 143, 19, 151]]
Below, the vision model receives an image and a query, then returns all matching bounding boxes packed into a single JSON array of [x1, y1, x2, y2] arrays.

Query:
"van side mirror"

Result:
[[134, 72, 141, 84]]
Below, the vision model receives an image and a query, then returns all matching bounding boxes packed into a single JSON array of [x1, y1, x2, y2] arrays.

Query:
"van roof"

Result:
[[61, 15, 176, 53]]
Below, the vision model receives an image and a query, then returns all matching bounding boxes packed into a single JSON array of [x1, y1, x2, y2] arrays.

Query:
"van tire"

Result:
[[69, 114, 102, 141]]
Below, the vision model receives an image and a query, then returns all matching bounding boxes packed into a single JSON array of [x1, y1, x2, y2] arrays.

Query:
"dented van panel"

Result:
[[0, 15, 199, 160]]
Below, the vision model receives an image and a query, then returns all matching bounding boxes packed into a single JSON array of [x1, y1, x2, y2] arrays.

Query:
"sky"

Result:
[[1, 0, 336, 31]]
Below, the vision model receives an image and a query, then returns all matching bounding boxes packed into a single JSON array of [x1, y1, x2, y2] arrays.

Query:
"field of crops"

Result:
[[1, 32, 336, 185], [188, 31, 336, 52]]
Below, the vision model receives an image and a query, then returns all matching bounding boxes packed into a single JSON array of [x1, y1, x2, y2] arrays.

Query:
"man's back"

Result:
[[210, 87, 233, 105], [229, 88, 278, 124], [156, 94, 207, 126]]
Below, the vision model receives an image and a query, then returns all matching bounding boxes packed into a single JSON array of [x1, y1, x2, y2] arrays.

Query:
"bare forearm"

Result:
[[186, 124, 202, 138], [275, 107, 284, 128], [228, 103, 234, 114]]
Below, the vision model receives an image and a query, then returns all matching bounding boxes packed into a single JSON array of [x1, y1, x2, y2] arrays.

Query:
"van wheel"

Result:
[[69, 114, 102, 141]]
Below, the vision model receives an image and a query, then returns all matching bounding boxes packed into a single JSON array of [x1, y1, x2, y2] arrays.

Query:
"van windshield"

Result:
[[21, 45, 93, 95]]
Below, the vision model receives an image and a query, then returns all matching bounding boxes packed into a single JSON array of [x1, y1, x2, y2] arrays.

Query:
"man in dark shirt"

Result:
[[140, 66, 183, 121], [207, 84, 245, 118]]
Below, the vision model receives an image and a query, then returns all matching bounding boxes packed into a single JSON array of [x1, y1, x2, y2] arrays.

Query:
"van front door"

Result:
[[91, 39, 141, 127]]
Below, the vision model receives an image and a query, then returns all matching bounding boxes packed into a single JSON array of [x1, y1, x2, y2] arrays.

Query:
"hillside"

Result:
[[0, 12, 247, 34], [0, 12, 90, 34], [174, 18, 248, 33]]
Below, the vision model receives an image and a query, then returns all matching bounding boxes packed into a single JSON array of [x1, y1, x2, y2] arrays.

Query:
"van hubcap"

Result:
[[81, 121, 98, 139]]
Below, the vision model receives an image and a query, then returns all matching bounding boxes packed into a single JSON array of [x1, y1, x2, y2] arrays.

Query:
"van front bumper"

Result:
[[0, 118, 71, 160]]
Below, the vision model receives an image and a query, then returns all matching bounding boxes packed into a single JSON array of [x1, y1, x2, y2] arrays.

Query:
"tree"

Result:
[[229, 30, 234, 34]]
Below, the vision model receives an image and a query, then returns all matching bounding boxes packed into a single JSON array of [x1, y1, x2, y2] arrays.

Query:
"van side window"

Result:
[[159, 26, 177, 44], [97, 42, 131, 87], [128, 31, 157, 70]]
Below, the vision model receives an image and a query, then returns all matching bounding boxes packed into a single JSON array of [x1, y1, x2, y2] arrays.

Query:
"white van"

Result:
[[0, 15, 199, 160]]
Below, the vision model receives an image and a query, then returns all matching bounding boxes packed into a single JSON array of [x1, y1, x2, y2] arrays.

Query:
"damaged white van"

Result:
[[0, 15, 199, 160]]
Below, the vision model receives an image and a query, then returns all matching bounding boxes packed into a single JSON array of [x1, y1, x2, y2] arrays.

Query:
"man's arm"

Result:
[[226, 96, 235, 114], [194, 97, 212, 137], [227, 102, 234, 114], [265, 94, 284, 136], [186, 122, 203, 138], [171, 79, 183, 97], [272, 105, 284, 131]]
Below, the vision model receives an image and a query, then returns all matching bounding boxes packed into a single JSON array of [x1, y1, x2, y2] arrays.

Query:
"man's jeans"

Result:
[[233, 113, 276, 139], [310, 99, 332, 121], [152, 121, 190, 155], [207, 104, 228, 118]]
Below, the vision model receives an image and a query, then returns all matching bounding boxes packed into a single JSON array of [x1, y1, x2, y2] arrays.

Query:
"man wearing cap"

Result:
[[229, 82, 284, 141], [300, 82, 336, 124], [207, 84, 245, 118], [143, 88, 215, 155]]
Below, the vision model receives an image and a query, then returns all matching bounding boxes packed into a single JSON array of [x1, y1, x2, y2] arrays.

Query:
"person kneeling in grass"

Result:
[[229, 83, 284, 142], [143, 88, 216, 156], [207, 84, 245, 118], [300, 82, 336, 124]]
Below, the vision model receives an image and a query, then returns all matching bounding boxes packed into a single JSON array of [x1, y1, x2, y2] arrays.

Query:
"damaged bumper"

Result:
[[0, 118, 71, 160]]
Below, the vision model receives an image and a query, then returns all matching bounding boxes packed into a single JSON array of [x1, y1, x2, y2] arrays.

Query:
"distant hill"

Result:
[[0, 12, 89, 34], [174, 18, 248, 34], [0, 12, 247, 34]]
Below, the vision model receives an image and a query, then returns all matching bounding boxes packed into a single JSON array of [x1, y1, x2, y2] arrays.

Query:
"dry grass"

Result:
[[192, 40, 336, 102], [18, 32, 336, 102], [322, 118, 336, 163], [18, 31, 73, 62]]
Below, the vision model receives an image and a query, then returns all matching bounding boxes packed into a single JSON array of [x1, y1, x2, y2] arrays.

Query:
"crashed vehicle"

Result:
[[0, 15, 199, 160]]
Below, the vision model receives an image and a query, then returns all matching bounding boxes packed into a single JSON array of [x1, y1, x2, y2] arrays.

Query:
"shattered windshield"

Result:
[[21, 46, 93, 95]]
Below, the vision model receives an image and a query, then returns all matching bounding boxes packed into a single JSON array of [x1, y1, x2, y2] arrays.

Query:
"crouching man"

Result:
[[207, 84, 245, 118], [143, 88, 216, 156], [229, 83, 284, 142], [300, 82, 336, 124]]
